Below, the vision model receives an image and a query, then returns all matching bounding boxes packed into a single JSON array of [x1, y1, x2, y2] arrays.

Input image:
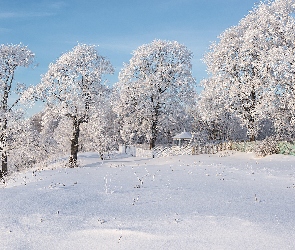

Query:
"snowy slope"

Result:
[[1, 151, 295, 250]]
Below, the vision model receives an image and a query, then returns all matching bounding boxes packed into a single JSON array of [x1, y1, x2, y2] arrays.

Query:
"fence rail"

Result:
[[192, 142, 233, 155], [120, 140, 295, 158], [120, 142, 235, 158], [152, 142, 233, 157]]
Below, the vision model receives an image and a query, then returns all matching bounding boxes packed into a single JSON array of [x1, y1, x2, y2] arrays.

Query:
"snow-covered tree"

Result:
[[9, 117, 45, 172], [195, 78, 246, 142], [0, 44, 34, 178], [202, 0, 295, 141], [35, 44, 114, 167], [80, 92, 120, 159], [29, 108, 68, 164], [270, 101, 295, 140], [114, 40, 196, 149]]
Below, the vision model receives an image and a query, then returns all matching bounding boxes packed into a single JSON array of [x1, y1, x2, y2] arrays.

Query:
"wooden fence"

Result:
[[153, 142, 233, 157], [120, 141, 257, 158], [192, 142, 233, 155]]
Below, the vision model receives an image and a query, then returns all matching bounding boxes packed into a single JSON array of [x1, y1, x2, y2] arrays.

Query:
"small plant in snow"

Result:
[[133, 171, 144, 188], [97, 218, 106, 224], [104, 175, 113, 194], [132, 195, 140, 205]]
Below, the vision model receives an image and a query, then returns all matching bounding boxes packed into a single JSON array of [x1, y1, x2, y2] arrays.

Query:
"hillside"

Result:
[[1, 151, 294, 249]]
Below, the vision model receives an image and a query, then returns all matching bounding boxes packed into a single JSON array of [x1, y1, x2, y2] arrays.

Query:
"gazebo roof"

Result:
[[173, 131, 192, 140]]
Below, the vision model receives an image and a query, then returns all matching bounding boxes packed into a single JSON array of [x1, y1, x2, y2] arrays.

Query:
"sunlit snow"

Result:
[[1, 151, 294, 249]]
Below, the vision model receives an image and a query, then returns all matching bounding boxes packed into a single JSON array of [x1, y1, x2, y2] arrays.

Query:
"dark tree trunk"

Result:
[[69, 117, 80, 168], [0, 73, 11, 179], [0, 117, 8, 179], [149, 100, 159, 151], [0, 151, 8, 179], [149, 138, 156, 150], [0, 131, 8, 179], [248, 115, 256, 142], [249, 90, 256, 142], [244, 89, 256, 142], [149, 118, 158, 150], [249, 134, 256, 142]]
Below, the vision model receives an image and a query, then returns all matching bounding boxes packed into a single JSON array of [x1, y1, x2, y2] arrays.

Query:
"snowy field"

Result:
[[1, 151, 295, 250]]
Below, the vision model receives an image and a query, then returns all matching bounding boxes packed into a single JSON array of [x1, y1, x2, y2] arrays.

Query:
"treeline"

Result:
[[1, 0, 295, 178]]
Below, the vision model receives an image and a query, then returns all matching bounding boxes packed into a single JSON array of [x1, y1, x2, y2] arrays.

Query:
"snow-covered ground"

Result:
[[1, 151, 295, 250]]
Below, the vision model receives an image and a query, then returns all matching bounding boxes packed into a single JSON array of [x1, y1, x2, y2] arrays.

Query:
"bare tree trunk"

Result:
[[245, 89, 257, 142], [0, 130, 7, 178], [69, 117, 80, 168], [149, 96, 160, 151], [149, 115, 158, 151], [0, 150, 8, 179], [149, 138, 155, 150], [0, 116, 8, 179], [0, 74, 10, 178]]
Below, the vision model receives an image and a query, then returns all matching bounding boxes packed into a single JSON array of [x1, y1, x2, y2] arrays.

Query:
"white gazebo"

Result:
[[173, 130, 193, 147]]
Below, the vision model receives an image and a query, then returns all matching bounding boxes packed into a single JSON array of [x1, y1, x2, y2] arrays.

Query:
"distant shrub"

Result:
[[278, 141, 295, 156], [231, 141, 256, 152], [254, 136, 279, 157]]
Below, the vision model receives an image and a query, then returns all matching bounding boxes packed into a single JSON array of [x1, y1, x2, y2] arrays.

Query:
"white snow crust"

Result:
[[1, 151, 294, 249]]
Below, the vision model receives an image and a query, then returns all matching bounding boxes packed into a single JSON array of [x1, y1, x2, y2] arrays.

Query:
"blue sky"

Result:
[[1, 0, 258, 112]]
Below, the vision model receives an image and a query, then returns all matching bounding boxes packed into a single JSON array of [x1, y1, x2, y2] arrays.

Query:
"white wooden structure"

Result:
[[173, 130, 193, 147]]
